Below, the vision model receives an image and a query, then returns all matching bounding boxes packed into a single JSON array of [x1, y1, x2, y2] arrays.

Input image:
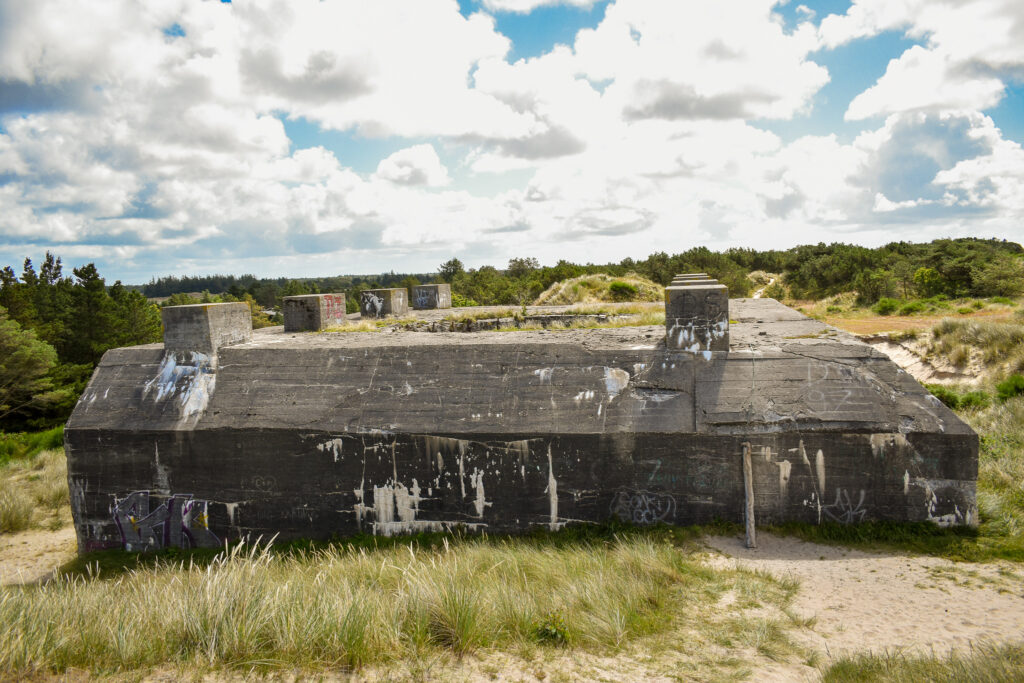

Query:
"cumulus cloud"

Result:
[[0, 0, 1022, 280], [480, 0, 599, 13], [374, 144, 450, 186]]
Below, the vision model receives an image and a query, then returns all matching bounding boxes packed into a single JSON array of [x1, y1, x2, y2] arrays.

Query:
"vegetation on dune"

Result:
[[821, 642, 1024, 683], [533, 273, 662, 305], [0, 525, 806, 677], [0, 446, 68, 533]]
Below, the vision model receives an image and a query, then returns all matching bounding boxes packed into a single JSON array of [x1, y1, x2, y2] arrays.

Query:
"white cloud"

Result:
[[374, 144, 451, 187], [819, 0, 1024, 118]]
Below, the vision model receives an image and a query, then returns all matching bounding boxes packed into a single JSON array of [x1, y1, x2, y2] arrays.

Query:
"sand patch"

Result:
[[704, 533, 1024, 657], [0, 526, 76, 585]]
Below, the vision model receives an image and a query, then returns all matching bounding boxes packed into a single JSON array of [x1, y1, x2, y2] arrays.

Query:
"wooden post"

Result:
[[742, 442, 756, 549]]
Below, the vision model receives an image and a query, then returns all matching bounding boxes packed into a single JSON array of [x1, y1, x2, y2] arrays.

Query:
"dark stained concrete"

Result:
[[65, 298, 978, 552]]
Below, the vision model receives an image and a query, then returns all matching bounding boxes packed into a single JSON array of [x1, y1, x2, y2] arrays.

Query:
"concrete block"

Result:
[[411, 284, 452, 310], [283, 294, 347, 332], [665, 284, 730, 352], [162, 303, 252, 354], [360, 288, 408, 318], [675, 273, 708, 279]]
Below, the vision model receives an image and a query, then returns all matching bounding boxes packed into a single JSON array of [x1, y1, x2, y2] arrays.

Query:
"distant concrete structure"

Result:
[[283, 294, 347, 332], [160, 302, 252, 354], [360, 288, 408, 318], [412, 284, 452, 310], [66, 295, 977, 552], [665, 283, 730, 351]]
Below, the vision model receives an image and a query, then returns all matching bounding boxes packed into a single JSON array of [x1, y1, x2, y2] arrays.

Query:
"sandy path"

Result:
[[705, 533, 1024, 657], [0, 526, 76, 585], [753, 277, 776, 299]]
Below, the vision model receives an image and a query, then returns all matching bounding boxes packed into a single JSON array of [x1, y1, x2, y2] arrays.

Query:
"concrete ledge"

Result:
[[161, 303, 252, 354], [412, 284, 452, 310], [360, 288, 409, 318], [283, 294, 347, 332]]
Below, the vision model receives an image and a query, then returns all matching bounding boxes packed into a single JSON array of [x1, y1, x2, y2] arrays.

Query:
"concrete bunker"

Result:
[[65, 290, 978, 552]]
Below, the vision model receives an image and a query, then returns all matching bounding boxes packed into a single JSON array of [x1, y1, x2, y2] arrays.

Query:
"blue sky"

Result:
[[0, 0, 1022, 282]]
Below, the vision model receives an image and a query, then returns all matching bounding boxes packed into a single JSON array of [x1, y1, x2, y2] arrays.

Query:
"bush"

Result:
[[451, 293, 479, 307], [608, 281, 638, 301], [872, 298, 900, 315], [925, 385, 991, 411], [972, 300, 985, 310], [957, 306, 973, 314], [996, 374, 1024, 403], [990, 296, 1015, 305], [762, 281, 787, 300], [898, 300, 926, 315], [0, 426, 64, 466]]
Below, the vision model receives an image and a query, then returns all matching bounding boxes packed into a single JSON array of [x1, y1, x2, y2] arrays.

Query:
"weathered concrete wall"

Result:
[[66, 317, 977, 551], [412, 284, 452, 310], [360, 288, 408, 318], [283, 294, 347, 332]]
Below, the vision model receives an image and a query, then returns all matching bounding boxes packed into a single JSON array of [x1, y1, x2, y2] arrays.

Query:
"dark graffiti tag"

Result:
[[361, 292, 384, 317], [610, 489, 676, 525], [112, 490, 219, 551]]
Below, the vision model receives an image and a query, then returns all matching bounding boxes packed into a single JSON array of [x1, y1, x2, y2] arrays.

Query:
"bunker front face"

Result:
[[65, 297, 977, 552]]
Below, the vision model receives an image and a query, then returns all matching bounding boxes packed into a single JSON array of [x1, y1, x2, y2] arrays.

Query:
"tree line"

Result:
[[1, 237, 1021, 433]]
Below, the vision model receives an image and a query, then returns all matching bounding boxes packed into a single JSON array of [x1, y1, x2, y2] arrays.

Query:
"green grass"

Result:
[[0, 426, 63, 466], [1, 522, 802, 677], [821, 642, 1024, 682], [534, 273, 663, 306], [931, 318, 1024, 376]]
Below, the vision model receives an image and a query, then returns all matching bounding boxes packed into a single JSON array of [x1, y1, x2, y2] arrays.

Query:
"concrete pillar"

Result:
[[665, 283, 730, 352], [283, 293, 347, 332], [360, 288, 409, 318], [411, 284, 452, 310], [161, 302, 252, 354]]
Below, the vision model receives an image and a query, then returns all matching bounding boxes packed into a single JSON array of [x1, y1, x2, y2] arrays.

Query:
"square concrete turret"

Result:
[[161, 302, 252, 355], [411, 284, 452, 310], [283, 294, 347, 332], [360, 288, 409, 318], [665, 284, 730, 352]]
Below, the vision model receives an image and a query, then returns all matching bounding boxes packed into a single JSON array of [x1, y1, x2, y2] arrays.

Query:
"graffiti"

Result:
[[250, 475, 277, 491], [361, 292, 384, 317], [322, 294, 346, 322], [821, 488, 868, 524], [610, 489, 676, 525], [414, 290, 433, 309], [112, 490, 219, 551]]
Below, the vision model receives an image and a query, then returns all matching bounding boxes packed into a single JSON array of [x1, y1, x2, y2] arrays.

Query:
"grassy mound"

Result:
[[534, 273, 663, 305]]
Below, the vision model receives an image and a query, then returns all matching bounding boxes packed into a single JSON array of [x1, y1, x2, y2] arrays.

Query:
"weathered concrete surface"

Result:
[[161, 303, 252, 354], [66, 298, 977, 552], [665, 284, 730, 352], [361, 288, 408, 318], [412, 284, 452, 310], [283, 294, 347, 332]]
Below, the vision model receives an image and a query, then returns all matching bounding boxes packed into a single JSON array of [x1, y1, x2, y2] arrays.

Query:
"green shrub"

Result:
[[533, 610, 569, 645], [872, 298, 900, 315], [0, 427, 64, 466], [608, 281, 638, 301], [989, 296, 1014, 305], [924, 385, 991, 411], [925, 384, 962, 409], [451, 292, 479, 307], [996, 374, 1024, 403], [957, 306, 973, 314], [826, 305, 843, 313], [972, 300, 985, 310], [898, 300, 926, 315]]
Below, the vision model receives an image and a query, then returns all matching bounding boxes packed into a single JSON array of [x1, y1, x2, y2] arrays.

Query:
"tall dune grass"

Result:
[[0, 534, 796, 675]]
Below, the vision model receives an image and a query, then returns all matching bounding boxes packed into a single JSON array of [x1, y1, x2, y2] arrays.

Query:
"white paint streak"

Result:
[[815, 449, 826, 494], [469, 468, 489, 517], [317, 438, 344, 462], [545, 444, 559, 531], [778, 460, 792, 498]]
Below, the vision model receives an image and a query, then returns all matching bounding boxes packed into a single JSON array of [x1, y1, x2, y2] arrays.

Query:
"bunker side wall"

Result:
[[66, 427, 977, 552]]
